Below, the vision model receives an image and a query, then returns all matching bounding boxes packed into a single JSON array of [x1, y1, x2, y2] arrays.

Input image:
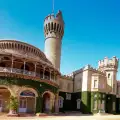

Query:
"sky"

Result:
[[0, 0, 120, 79]]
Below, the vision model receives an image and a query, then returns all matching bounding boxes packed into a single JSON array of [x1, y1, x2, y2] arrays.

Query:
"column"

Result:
[[43, 67, 45, 79], [55, 94, 59, 113], [54, 72, 55, 81], [23, 61, 26, 74], [49, 96, 55, 113], [50, 70, 51, 80], [11, 55, 14, 73], [36, 96, 42, 113], [34, 63, 37, 77]]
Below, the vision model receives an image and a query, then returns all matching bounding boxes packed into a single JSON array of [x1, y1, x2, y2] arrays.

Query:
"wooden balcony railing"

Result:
[[0, 67, 55, 81]]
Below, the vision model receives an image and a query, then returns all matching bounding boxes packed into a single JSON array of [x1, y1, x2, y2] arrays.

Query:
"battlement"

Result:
[[98, 56, 119, 70], [44, 10, 64, 23], [44, 10, 64, 39], [60, 74, 73, 80], [83, 64, 106, 75]]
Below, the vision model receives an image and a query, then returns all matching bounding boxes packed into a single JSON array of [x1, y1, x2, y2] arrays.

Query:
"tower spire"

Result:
[[52, 0, 54, 14]]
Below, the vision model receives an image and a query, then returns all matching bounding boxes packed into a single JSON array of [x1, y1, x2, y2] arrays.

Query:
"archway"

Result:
[[19, 90, 36, 113], [0, 87, 11, 112], [42, 92, 50, 113]]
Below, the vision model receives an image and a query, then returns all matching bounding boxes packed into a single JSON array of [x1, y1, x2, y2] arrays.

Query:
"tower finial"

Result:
[[52, 0, 54, 14]]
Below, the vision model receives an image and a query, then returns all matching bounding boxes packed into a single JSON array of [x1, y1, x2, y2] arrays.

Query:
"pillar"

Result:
[[55, 93, 59, 113], [54, 71, 55, 81], [23, 61, 26, 74], [50, 70, 51, 80], [36, 96, 43, 113], [34, 63, 37, 77], [11, 55, 14, 72], [43, 67, 45, 79], [49, 95, 55, 113]]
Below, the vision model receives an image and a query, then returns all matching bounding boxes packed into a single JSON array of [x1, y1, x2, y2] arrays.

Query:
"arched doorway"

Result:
[[42, 93, 50, 113], [0, 87, 11, 112], [19, 90, 36, 113]]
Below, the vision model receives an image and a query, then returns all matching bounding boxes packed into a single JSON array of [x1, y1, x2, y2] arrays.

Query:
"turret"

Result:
[[44, 10, 64, 71], [98, 56, 119, 94]]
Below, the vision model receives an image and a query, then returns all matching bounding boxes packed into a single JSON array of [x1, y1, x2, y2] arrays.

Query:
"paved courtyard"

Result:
[[0, 113, 120, 120]]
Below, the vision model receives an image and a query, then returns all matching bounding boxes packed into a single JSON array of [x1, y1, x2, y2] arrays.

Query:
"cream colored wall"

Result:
[[91, 74, 107, 93], [73, 65, 106, 92], [106, 71, 117, 95], [59, 77, 73, 93], [74, 72, 82, 92]]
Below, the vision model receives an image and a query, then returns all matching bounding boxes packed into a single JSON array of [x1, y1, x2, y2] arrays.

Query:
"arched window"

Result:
[[54, 23, 56, 31], [76, 99, 81, 109], [93, 100, 97, 110], [58, 96, 64, 108], [51, 22, 53, 30], [108, 73, 110, 78]]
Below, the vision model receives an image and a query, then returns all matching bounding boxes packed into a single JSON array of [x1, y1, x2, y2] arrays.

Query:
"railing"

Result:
[[0, 67, 55, 81]]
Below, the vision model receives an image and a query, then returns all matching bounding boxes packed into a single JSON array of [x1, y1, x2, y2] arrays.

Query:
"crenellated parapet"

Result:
[[98, 56, 119, 71], [44, 10, 64, 39], [60, 74, 73, 80], [83, 64, 106, 75]]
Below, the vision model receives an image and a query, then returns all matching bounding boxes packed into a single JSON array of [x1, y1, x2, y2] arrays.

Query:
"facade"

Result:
[[0, 9, 120, 115], [59, 57, 120, 114]]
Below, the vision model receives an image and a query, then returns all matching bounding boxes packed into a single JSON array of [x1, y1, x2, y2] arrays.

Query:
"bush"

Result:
[[9, 96, 19, 111]]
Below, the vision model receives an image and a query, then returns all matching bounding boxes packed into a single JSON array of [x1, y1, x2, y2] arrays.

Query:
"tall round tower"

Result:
[[44, 10, 64, 71]]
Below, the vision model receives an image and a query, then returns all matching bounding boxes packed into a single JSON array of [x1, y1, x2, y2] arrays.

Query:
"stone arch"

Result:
[[0, 85, 13, 96], [42, 91, 55, 99], [42, 91, 55, 113], [18, 87, 38, 113], [17, 87, 38, 97]]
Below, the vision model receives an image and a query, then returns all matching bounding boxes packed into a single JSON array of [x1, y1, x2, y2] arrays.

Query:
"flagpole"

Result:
[[52, 0, 54, 15]]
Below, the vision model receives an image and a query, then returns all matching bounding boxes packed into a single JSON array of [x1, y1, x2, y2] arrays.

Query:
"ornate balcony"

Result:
[[0, 67, 55, 81]]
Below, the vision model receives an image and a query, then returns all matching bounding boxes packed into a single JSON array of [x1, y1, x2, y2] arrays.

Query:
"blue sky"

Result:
[[0, 0, 120, 79]]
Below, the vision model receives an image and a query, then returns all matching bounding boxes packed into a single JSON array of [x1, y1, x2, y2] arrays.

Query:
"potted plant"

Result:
[[8, 96, 19, 116]]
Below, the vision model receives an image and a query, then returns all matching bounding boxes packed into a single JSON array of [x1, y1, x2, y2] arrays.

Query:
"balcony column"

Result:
[[11, 55, 14, 72], [43, 67, 45, 79], [54, 71, 55, 81], [23, 61, 26, 74], [34, 63, 37, 77], [50, 70, 51, 80]]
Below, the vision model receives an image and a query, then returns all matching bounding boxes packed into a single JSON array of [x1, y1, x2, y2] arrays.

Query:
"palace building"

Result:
[[0, 10, 120, 115]]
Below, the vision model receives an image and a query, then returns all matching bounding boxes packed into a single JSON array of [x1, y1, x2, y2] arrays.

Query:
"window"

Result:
[[101, 100, 105, 110], [93, 100, 97, 110], [76, 99, 81, 109], [113, 102, 115, 111], [58, 96, 64, 108], [94, 80, 98, 88], [66, 93, 71, 100], [108, 73, 110, 78], [98, 100, 101, 109]]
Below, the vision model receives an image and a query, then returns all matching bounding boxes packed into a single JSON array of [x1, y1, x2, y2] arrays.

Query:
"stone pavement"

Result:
[[0, 113, 120, 120]]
